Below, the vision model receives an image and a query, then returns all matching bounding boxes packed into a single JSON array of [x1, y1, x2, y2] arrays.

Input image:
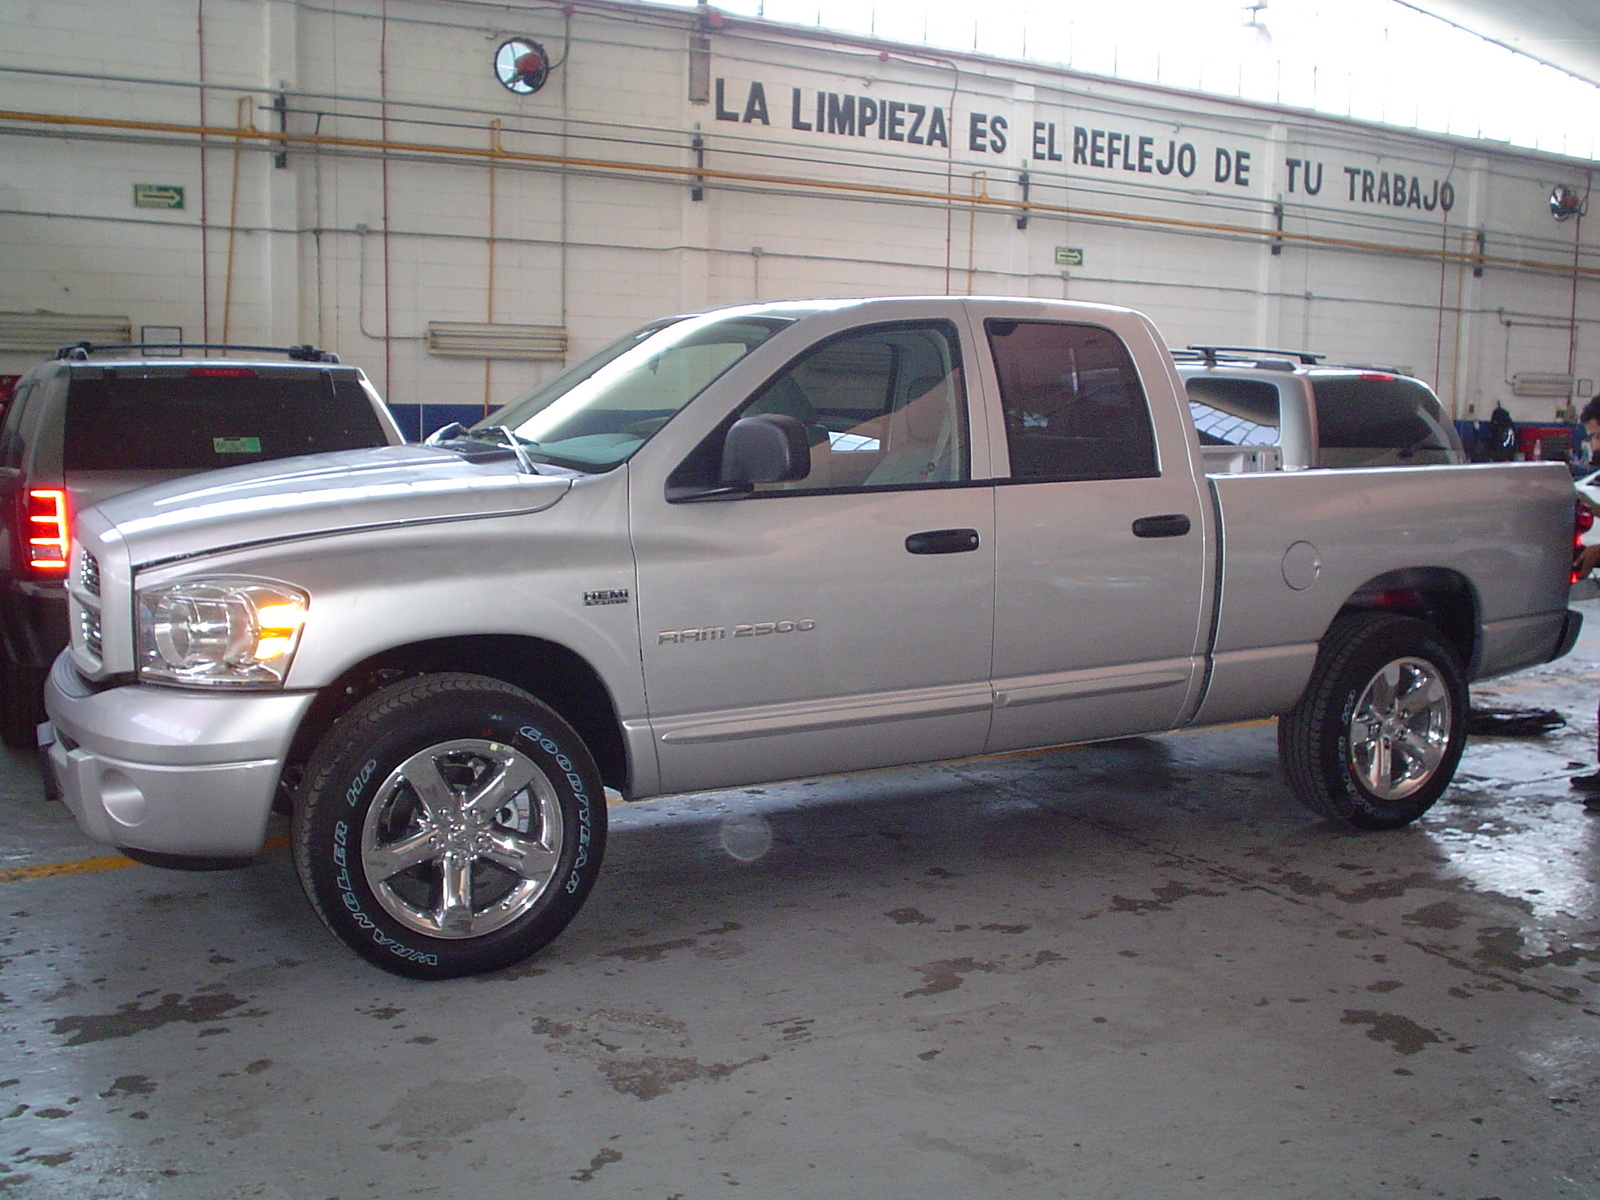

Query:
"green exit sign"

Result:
[[134, 184, 185, 210], [1055, 246, 1084, 267]]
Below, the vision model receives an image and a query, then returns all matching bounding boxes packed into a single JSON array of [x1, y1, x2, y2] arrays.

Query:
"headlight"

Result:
[[137, 578, 309, 687]]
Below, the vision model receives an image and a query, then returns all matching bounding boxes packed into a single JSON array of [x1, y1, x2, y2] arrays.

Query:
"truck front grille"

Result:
[[79, 606, 102, 659], [78, 548, 100, 597]]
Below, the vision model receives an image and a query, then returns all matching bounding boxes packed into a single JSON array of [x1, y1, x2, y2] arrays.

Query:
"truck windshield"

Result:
[[475, 312, 792, 471]]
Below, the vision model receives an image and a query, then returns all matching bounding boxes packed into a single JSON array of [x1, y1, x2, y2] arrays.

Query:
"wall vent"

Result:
[[1510, 372, 1573, 398], [426, 322, 567, 360], [0, 311, 133, 353]]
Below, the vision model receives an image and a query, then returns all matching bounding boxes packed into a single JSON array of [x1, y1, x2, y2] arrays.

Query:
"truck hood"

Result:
[[89, 444, 575, 565]]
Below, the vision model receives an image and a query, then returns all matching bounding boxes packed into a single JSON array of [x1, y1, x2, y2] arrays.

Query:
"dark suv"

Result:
[[1172, 346, 1465, 472], [0, 343, 404, 745]]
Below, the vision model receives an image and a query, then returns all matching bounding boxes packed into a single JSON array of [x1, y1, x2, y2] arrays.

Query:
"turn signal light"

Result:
[[26, 488, 69, 573]]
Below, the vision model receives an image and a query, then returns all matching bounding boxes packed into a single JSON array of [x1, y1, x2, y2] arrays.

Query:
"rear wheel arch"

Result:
[[1337, 566, 1479, 676]]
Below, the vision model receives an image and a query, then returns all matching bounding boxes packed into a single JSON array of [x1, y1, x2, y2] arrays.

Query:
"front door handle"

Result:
[[906, 528, 981, 555], [1132, 513, 1192, 538]]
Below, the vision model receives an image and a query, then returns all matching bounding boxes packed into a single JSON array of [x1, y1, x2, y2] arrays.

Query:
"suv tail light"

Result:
[[1574, 500, 1594, 584], [26, 488, 69, 573]]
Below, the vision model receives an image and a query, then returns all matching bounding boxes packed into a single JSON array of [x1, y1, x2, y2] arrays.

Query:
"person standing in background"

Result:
[[1570, 396, 1600, 810]]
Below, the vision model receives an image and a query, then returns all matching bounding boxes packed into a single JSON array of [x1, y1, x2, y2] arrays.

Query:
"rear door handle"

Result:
[[1132, 513, 1191, 538], [906, 528, 981, 555]]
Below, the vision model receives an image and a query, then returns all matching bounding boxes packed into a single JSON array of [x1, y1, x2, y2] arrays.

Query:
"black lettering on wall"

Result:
[[1214, 147, 1250, 186], [714, 77, 739, 122], [907, 103, 926, 145], [790, 87, 811, 131], [859, 97, 879, 135], [827, 93, 855, 135], [1032, 122, 1064, 162], [743, 81, 770, 125]]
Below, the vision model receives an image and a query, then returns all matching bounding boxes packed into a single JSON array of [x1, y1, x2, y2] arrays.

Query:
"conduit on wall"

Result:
[[7, 104, 1598, 285]]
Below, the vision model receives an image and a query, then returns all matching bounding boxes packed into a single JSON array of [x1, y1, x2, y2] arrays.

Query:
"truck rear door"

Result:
[[977, 314, 1212, 752]]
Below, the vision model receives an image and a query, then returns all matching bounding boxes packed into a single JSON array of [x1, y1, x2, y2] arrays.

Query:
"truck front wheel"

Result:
[[1278, 612, 1467, 830], [292, 673, 606, 979]]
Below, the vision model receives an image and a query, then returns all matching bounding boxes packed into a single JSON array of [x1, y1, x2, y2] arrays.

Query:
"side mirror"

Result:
[[424, 421, 465, 445], [719, 414, 811, 485]]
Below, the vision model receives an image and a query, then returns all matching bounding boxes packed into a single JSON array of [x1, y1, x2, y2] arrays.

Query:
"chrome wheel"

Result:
[[1346, 656, 1452, 801], [360, 737, 565, 939]]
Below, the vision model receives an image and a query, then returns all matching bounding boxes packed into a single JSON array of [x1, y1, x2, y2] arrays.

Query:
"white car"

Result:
[[1576, 469, 1600, 541]]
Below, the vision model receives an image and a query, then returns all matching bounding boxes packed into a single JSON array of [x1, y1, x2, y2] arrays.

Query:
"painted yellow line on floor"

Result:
[[0, 835, 290, 884]]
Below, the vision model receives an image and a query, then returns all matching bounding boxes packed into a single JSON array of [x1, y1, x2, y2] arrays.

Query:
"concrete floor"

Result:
[[2, 606, 1598, 1199]]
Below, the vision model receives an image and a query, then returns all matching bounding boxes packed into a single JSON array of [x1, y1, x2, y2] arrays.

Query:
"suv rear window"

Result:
[[1310, 375, 1460, 464], [63, 371, 389, 470]]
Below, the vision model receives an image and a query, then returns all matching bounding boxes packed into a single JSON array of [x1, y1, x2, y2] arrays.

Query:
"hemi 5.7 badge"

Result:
[[584, 589, 630, 606]]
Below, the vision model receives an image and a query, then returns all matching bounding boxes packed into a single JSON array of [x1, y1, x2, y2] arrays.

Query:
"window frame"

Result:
[[667, 317, 977, 500], [985, 318, 1161, 485]]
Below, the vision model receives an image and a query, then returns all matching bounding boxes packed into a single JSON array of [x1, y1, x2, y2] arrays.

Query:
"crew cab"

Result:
[[0, 343, 404, 745], [41, 298, 1581, 979]]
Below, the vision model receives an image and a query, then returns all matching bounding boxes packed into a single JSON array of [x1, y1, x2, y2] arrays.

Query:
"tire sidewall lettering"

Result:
[[345, 757, 378, 808], [517, 721, 597, 893], [329, 818, 440, 967]]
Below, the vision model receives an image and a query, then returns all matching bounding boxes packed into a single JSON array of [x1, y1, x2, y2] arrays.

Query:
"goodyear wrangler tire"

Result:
[[1278, 613, 1467, 830], [292, 673, 606, 979]]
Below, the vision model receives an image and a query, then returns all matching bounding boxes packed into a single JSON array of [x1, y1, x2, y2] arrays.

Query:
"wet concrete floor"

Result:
[[1, 603, 1598, 1199]]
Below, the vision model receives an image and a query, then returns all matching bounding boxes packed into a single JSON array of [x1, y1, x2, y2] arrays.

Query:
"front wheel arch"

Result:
[[284, 635, 630, 801]]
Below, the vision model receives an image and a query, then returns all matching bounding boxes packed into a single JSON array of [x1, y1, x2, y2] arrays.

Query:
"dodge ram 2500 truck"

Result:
[[42, 297, 1582, 979]]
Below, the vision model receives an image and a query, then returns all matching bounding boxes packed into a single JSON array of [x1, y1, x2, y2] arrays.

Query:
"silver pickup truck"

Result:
[[42, 297, 1581, 979]]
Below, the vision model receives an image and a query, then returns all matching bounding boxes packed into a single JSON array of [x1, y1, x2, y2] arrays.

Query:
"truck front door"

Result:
[[633, 319, 996, 795]]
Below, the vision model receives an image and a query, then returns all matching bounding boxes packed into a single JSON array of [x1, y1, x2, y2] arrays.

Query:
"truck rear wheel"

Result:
[[292, 673, 606, 979], [1278, 612, 1466, 830]]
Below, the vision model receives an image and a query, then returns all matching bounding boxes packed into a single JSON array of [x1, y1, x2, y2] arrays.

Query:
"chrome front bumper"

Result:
[[43, 653, 316, 865]]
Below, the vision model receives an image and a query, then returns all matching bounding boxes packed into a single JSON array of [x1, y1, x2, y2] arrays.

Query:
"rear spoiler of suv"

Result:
[[55, 342, 341, 363]]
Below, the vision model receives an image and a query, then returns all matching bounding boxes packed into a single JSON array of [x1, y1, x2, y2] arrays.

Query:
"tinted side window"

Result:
[[694, 321, 969, 493], [987, 320, 1157, 481], [63, 372, 387, 471], [1184, 377, 1281, 446], [0, 381, 37, 469]]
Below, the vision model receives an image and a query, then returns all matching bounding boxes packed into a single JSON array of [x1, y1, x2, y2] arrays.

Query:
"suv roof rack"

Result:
[[55, 342, 341, 364], [1176, 345, 1326, 367]]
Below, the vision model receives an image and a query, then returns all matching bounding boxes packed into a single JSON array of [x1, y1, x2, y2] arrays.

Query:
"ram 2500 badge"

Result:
[[43, 298, 1582, 978]]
